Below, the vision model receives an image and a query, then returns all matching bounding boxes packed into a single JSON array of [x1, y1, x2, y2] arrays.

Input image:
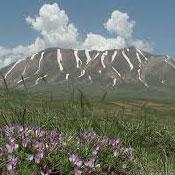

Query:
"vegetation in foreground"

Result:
[[0, 125, 136, 174], [0, 89, 175, 174]]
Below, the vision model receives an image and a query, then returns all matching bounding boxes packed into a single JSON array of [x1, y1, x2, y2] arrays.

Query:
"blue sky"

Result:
[[0, 0, 174, 66]]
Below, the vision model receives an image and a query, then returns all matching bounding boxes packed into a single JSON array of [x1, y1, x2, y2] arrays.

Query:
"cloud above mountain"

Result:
[[0, 3, 153, 68], [105, 10, 135, 39], [26, 3, 79, 48], [84, 10, 152, 51]]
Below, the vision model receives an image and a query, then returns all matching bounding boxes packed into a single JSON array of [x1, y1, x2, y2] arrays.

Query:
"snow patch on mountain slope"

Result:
[[122, 50, 133, 71], [57, 49, 64, 71], [34, 52, 45, 75]]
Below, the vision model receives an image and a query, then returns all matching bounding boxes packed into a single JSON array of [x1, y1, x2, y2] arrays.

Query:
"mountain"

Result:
[[1, 47, 175, 100]]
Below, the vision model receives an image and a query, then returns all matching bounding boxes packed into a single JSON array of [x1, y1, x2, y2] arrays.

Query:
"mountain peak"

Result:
[[0, 47, 175, 94]]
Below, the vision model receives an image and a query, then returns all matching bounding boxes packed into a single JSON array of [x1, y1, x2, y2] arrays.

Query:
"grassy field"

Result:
[[0, 88, 175, 174]]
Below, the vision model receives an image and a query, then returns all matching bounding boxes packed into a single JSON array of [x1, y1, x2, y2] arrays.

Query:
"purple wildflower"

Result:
[[33, 141, 45, 150], [108, 139, 120, 147], [92, 144, 101, 155], [34, 128, 46, 138], [21, 134, 31, 148], [84, 159, 96, 169], [80, 132, 97, 141], [28, 154, 34, 161], [48, 131, 59, 141], [0, 147, 3, 159], [74, 167, 82, 175], [69, 154, 77, 163], [41, 165, 52, 175], [6, 138, 19, 153], [13, 125, 24, 134], [69, 154, 83, 168], [2, 126, 11, 137], [6, 156, 18, 175], [35, 151, 44, 164]]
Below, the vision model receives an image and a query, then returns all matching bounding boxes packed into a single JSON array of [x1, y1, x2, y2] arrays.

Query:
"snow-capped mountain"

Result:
[[0, 47, 175, 98]]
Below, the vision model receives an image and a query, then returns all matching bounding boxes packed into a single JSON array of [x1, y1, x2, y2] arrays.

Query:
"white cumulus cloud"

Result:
[[83, 33, 126, 50], [0, 3, 153, 68], [26, 3, 79, 48], [0, 38, 45, 68], [104, 10, 135, 39], [84, 10, 153, 51]]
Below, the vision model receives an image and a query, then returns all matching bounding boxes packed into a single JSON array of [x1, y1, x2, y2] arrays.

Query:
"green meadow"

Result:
[[0, 88, 175, 174]]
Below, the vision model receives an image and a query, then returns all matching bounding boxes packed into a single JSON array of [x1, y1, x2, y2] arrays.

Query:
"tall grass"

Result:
[[0, 72, 8, 92], [0, 88, 175, 174]]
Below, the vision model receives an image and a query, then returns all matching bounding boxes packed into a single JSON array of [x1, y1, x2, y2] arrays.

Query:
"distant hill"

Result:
[[1, 47, 175, 100]]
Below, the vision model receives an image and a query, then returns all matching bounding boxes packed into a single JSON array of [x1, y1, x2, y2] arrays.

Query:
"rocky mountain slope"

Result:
[[0, 47, 175, 99]]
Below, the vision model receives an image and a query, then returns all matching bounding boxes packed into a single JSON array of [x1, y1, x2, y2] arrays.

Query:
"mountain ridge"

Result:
[[0, 46, 175, 100]]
